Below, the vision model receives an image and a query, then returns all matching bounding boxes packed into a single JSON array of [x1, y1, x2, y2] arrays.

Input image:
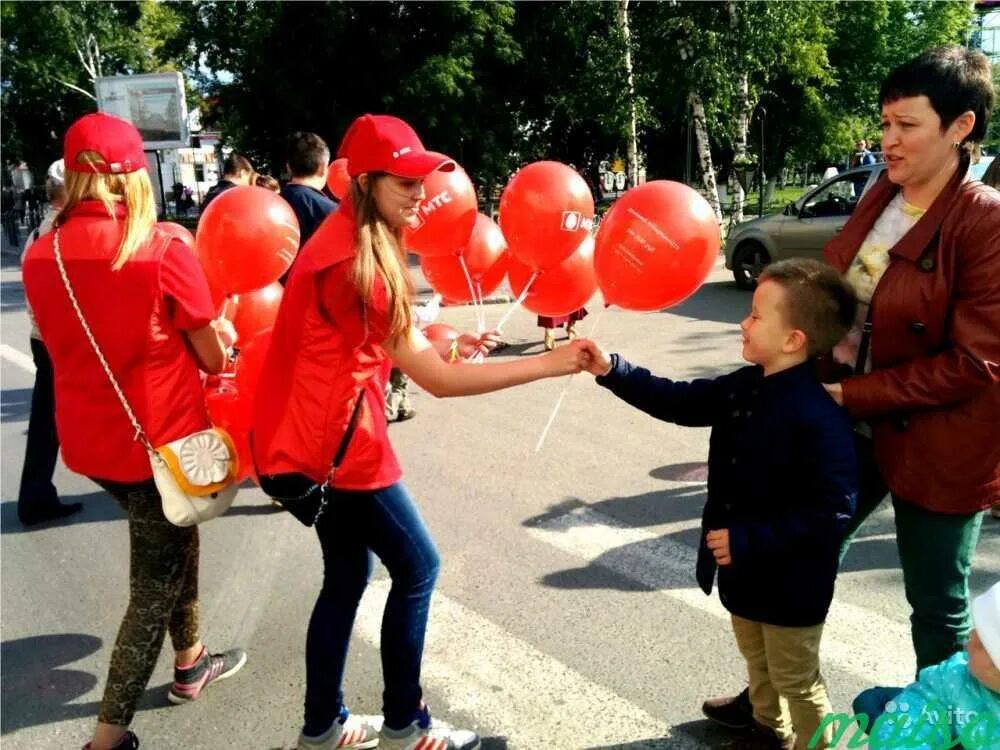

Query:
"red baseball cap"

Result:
[[64, 113, 147, 175], [337, 114, 455, 179]]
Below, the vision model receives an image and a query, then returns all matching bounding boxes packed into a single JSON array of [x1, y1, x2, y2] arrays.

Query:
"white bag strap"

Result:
[[52, 228, 158, 458]]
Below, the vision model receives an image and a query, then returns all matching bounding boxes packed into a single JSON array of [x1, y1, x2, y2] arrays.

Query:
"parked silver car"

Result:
[[724, 163, 886, 289]]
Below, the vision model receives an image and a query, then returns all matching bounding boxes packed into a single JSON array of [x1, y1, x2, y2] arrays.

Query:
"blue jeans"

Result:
[[304, 481, 440, 735]]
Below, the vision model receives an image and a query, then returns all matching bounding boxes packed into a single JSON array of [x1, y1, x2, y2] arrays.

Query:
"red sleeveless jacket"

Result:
[[22, 202, 214, 482], [251, 199, 401, 489]]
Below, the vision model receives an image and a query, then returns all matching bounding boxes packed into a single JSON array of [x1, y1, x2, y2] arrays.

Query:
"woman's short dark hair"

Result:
[[287, 132, 330, 178], [880, 46, 995, 147]]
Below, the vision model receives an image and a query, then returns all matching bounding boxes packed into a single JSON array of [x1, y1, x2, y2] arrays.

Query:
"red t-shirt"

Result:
[[23, 202, 215, 482]]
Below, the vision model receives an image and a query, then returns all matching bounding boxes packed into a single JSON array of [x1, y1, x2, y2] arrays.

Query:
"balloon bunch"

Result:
[[192, 186, 302, 484]]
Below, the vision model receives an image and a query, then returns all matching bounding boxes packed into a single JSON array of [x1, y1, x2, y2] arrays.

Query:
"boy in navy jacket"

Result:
[[578, 258, 859, 750]]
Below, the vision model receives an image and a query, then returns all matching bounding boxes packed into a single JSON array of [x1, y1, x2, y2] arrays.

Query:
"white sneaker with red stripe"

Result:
[[378, 706, 480, 750], [296, 709, 382, 750]]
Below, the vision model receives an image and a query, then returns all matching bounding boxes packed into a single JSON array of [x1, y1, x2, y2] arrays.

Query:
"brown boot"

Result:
[[543, 328, 556, 351], [702, 688, 754, 730]]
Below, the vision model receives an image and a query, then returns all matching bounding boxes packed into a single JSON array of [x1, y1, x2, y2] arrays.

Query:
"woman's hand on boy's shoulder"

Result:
[[574, 338, 613, 377], [823, 382, 845, 406]]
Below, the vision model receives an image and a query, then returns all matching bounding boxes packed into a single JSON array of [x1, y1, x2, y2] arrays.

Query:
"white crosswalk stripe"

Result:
[[524, 505, 914, 688], [354, 578, 709, 749]]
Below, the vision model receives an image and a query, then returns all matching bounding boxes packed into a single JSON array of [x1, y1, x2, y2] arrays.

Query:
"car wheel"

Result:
[[732, 242, 769, 290]]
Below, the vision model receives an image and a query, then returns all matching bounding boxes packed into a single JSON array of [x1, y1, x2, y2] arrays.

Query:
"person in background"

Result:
[[252, 172, 281, 193], [850, 139, 877, 169], [280, 132, 338, 285], [282, 132, 338, 246], [539, 309, 587, 351], [851, 582, 1000, 749], [200, 153, 253, 214], [17, 158, 82, 526]]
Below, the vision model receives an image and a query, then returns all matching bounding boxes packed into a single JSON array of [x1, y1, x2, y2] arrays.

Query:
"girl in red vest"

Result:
[[22, 113, 247, 750], [253, 115, 587, 750]]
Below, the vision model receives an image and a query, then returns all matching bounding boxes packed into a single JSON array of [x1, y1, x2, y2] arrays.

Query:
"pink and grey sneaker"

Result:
[[379, 705, 480, 750], [167, 646, 246, 704], [297, 708, 382, 749]]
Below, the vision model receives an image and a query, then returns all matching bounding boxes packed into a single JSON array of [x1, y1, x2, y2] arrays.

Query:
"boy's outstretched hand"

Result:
[[706, 529, 732, 566], [573, 338, 614, 376]]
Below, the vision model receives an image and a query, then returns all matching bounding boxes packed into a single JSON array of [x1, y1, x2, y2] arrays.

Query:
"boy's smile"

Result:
[[740, 280, 809, 376]]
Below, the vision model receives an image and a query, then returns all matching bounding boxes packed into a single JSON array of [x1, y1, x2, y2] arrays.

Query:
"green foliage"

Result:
[[1, 1, 197, 174], [2, 0, 986, 191]]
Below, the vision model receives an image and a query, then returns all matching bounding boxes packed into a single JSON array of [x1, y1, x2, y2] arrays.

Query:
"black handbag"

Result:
[[256, 392, 366, 527]]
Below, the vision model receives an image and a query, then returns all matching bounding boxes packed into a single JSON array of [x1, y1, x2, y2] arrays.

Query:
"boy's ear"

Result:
[[784, 328, 808, 355]]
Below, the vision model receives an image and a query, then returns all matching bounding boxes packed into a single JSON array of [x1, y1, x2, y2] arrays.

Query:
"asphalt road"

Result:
[[2, 239, 998, 749]]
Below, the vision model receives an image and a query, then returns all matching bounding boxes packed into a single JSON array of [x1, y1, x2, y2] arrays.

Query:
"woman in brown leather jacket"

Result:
[[823, 46, 999, 675], [702, 46, 999, 738]]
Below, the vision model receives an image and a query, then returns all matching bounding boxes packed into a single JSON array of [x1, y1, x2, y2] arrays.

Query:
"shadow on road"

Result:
[[1, 387, 32, 424], [650, 462, 709, 483], [1, 633, 102, 734], [668, 279, 749, 326], [585, 717, 763, 749], [525, 485, 707, 594], [0, 492, 120, 534], [1, 280, 26, 312]]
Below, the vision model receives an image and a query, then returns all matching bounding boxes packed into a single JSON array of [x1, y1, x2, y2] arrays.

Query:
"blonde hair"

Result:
[[349, 174, 413, 340], [56, 151, 157, 270]]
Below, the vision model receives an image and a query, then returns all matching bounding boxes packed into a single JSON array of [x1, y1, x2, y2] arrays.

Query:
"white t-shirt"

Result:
[[833, 192, 926, 372]]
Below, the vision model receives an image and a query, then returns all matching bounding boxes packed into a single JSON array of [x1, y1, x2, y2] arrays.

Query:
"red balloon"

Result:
[[508, 234, 598, 317], [204, 381, 255, 483], [422, 323, 460, 344], [405, 165, 477, 257], [595, 181, 719, 311], [326, 158, 351, 200], [228, 282, 283, 343], [420, 214, 509, 303], [158, 221, 195, 248], [234, 328, 273, 402], [499, 161, 594, 272], [196, 186, 300, 297]]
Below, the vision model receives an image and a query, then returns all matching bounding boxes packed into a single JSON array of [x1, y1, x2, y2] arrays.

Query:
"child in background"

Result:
[[852, 582, 1000, 749], [577, 258, 858, 750]]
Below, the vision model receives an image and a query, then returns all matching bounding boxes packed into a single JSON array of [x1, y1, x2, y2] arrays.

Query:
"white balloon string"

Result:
[[458, 255, 484, 333], [533, 302, 610, 453], [475, 281, 486, 333], [495, 271, 538, 332], [534, 374, 575, 453]]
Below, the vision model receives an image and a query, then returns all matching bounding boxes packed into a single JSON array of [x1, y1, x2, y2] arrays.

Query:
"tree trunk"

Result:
[[617, 0, 640, 188], [727, 71, 749, 227], [689, 92, 722, 224]]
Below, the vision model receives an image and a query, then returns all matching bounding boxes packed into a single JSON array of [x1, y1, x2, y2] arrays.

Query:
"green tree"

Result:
[[1, 0, 197, 176], [190, 1, 522, 195]]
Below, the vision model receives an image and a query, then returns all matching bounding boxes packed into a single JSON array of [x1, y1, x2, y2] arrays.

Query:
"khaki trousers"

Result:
[[731, 614, 833, 750]]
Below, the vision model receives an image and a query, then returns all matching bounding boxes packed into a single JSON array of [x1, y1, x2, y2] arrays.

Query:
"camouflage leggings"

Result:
[[95, 479, 200, 726]]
